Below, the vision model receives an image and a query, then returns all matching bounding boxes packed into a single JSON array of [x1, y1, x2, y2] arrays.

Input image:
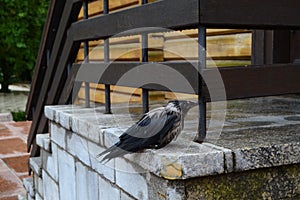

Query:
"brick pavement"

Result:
[[0, 121, 31, 200]]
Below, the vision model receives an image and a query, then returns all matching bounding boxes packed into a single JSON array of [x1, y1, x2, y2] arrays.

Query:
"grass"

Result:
[[11, 110, 26, 121]]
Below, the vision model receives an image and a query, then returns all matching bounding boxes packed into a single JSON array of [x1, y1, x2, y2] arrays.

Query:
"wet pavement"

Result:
[[0, 85, 29, 113], [0, 121, 31, 200], [0, 85, 31, 200]]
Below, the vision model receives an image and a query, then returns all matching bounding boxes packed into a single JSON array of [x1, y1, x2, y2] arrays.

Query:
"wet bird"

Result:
[[97, 100, 197, 162]]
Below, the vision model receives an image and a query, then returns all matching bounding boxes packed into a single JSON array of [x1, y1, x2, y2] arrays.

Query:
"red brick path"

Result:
[[0, 121, 31, 200]]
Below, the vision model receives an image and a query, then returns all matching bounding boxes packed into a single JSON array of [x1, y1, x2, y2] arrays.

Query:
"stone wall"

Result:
[[25, 104, 300, 199]]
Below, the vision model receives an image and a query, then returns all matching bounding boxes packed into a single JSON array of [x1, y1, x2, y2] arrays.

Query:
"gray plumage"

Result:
[[97, 100, 197, 162]]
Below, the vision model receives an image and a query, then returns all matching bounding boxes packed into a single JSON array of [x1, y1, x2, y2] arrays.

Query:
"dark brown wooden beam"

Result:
[[200, 0, 300, 29], [70, 0, 199, 41], [73, 62, 198, 94], [26, 0, 66, 119], [203, 64, 300, 101], [73, 62, 300, 102], [27, 0, 83, 152]]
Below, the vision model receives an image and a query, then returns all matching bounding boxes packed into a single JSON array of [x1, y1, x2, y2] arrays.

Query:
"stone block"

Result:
[[35, 192, 43, 200], [234, 142, 300, 171], [44, 106, 55, 121], [76, 161, 99, 200], [23, 177, 35, 197], [66, 132, 91, 166], [57, 148, 76, 200], [29, 157, 42, 177], [36, 134, 51, 152], [77, 117, 106, 145], [184, 163, 300, 199], [42, 143, 58, 182], [99, 177, 121, 200], [115, 158, 148, 200], [70, 108, 98, 133], [45, 105, 76, 123], [50, 123, 66, 149], [103, 127, 125, 147], [88, 141, 115, 182], [27, 193, 34, 200], [17, 195, 26, 200], [121, 192, 134, 200], [34, 174, 43, 197], [203, 143, 234, 173], [58, 110, 72, 130], [127, 140, 227, 180], [42, 170, 59, 200]]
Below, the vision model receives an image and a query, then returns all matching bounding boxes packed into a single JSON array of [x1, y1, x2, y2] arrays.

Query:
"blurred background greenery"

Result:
[[0, 0, 49, 93]]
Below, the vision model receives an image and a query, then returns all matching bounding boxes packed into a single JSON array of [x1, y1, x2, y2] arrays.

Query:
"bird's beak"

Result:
[[187, 101, 198, 109]]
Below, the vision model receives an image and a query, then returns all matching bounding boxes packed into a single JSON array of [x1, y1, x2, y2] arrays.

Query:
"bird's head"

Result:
[[167, 100, 197, 116]]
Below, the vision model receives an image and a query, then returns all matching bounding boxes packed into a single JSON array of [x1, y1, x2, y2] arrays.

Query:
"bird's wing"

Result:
[[97, 108, 180, 161], [118, 107, 180, 148]]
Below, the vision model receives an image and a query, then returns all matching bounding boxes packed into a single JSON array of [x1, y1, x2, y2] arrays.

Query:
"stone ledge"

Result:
[[36, 133, 51, 152], [29, 157, 42, 177], [44, 103, 300, 180]]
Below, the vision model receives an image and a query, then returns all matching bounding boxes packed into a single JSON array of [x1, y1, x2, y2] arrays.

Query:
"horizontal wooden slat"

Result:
[[73, 62, 300, 102], [73, 62, 199, 94], [204, 64, 300, 101], [78, 0, 139, 19], [200, 0, 300, 29], [164, 33, 252, 61], [77, 85, 142, 103], [164, 29, 251, 39], [70, 0, 199, 41]]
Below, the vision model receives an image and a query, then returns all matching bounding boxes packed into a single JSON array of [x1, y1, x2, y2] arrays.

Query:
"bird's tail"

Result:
[[96, 143, 128, 163]]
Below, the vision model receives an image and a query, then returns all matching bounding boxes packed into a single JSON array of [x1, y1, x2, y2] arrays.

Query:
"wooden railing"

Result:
[[27, 0, 300, 156]]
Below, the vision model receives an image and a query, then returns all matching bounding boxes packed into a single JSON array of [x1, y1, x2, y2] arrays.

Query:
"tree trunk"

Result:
[[0, 82, 10, 93]]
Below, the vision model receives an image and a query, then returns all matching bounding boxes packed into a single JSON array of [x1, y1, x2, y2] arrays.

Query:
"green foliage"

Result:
[[0, 0, 49, 92], [11, 110, 26, 121]]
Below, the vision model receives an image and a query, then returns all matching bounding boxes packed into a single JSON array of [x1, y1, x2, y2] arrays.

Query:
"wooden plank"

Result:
[[77, 34, 164, 62], [78, 0, 139, 19], [291, 31, 300, 63], [74, 62, 300, 102], [77, 83, 166, 103], [200, 0, 300, 29], [70, 0, 199, 41], [203, 64, 300, 101], [77, 85, 142, 103], [74, 62, 198, 93], [77, 31, 250, 62], [77, 43, 141, 61], [164, 33, 251, 60], [164, 29, 251, 39]]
